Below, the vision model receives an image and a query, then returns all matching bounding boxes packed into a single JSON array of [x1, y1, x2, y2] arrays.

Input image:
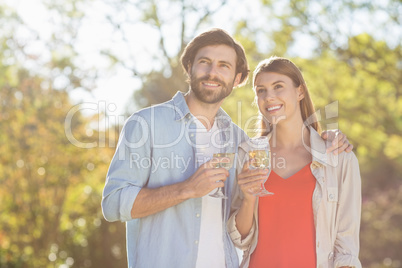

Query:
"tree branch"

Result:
[[193, 0, 228, 31]]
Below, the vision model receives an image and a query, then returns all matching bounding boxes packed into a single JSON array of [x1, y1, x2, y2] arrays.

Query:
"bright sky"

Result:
[[5, 0, 145, 117]]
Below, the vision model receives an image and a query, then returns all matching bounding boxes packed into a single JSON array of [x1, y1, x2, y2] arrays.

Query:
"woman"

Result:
[[228, 57, 362, 268]]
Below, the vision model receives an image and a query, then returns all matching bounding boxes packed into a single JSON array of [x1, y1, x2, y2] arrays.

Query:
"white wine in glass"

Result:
[[210, 152, 235, 199], [248, 137, 273, 196]]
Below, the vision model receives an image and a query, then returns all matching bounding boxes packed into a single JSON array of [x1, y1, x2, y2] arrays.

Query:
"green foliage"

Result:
[[0, 4, 126, 268], [0, 65, 126, 268], [133, 66, 188, 107], [298, 35, 402, 183], [360, 186, 402, 267]]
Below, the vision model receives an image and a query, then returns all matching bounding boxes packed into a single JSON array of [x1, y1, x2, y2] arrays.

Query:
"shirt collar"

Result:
[[172, 91, 191, 121], [172, 91, 232, 128]]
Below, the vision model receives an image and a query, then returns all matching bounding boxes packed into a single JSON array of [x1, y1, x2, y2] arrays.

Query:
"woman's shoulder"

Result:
[[326, 150, 359, 168]]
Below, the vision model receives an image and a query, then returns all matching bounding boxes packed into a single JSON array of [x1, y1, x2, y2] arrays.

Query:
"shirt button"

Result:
[[328, 252, 334, 259], [196, 213, 200, 218], [195, 240, 199, 245], [329, 194, 334, 200], [190, 134, 194, 137], [317, 241, 320, 248]]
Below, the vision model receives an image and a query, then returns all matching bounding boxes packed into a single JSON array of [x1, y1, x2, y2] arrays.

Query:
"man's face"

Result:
[[189, 45, 241, 104]]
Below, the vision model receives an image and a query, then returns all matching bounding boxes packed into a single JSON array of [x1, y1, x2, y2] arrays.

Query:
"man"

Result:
[[101, 28, 351, 267]]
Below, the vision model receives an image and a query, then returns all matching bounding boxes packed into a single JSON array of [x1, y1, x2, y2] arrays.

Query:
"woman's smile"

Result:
[[266, 104, 283, 114]]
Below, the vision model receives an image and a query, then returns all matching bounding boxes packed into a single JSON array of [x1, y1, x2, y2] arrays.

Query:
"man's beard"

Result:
[[189, 74, 235, 104]]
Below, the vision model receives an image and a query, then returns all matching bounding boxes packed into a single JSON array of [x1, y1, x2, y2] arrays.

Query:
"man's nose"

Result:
[[207, 64, 219, 78]]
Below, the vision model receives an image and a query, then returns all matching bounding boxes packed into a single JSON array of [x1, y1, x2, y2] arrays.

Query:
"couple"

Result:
[[101, 28, 361, 268]]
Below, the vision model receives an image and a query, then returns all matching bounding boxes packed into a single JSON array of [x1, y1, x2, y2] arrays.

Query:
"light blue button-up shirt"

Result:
[[102, 91, 248, 268]]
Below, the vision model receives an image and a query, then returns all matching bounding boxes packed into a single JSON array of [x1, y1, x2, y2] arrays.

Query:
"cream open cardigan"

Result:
[[228, 128, 362, 268]]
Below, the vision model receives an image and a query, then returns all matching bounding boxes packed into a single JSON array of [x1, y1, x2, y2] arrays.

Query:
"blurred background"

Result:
[[0, 0, 401, 267]]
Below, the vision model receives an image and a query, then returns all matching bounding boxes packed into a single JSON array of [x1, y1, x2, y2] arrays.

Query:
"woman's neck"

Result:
[[270, 117, 310, 150]]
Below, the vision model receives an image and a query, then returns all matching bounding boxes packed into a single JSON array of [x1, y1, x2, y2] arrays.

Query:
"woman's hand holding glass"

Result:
[[247, 136, 273, 196], [237, 161, 270, 200]]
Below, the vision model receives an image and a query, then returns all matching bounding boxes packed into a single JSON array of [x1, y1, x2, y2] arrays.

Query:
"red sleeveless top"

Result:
[[249, 163, 316, 268]]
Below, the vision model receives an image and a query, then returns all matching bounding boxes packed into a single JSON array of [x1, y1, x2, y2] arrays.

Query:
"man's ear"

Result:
[[233, 73, 242, 87]]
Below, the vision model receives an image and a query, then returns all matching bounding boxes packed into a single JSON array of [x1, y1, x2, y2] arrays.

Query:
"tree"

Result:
[[93, 0, 246, 109], [0, 69, 127, 268], [0, 4, 126, 267]]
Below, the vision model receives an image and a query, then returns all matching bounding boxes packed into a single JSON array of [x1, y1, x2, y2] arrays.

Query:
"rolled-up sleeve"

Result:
[[334, 152, 362, 268], [228, 209, 256, 250], [101, 113, 152, 222], [228, 144, 257, 250]]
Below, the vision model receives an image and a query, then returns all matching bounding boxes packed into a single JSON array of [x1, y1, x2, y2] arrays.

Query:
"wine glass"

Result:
[[248, 136, 274, 196], [209, 152, 235, 199]]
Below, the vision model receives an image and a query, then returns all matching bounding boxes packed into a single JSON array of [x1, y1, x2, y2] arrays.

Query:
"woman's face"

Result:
[[254, 72, 304, 125]]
